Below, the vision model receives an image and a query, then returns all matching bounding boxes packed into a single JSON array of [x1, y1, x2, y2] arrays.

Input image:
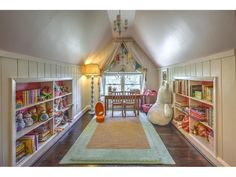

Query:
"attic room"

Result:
[[0, 10, 236, 169]]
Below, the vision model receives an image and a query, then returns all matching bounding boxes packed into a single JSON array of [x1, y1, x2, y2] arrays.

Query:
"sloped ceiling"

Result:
[[0, 10, 112, 64], [0, 10, 235, 67], [132, 10, 236, 67]]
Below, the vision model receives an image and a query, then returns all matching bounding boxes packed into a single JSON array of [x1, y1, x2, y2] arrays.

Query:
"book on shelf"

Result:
[[16, 89, 41, 108], [174, 80, 188, 95], [16, 141, 26, 162], [190, 85, 202, 98], [190, 106, 213, 127], [203, 85, 213, 102], [18, 135, 36, 154]]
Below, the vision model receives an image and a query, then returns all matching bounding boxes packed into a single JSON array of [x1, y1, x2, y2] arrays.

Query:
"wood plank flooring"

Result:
[[33, 111, 213, 166]]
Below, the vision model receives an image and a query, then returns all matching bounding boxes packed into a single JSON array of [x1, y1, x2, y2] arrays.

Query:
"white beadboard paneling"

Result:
[[1, 58, 17, 166], [51, 64, 56, 78], [68, 65, 72, 77], [45, 64, 51, 78], [56, 65, 61, 78], [196, 62, 203, 76], [72, 65, 76, 78], [186, 64, 191, 76], [29, 61, 38, 78], [203, 61, 211, 76], [17, 59, 28, 78], [60, 65, 65, 78], [210, 59, 223, 158], [37, 62, 45, 78], [191, 63, 196, 76], [221, 56, 236, 166]]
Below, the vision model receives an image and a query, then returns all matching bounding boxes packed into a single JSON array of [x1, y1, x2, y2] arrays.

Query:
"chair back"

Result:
[[125, 91, 137, 103], [111, 91, 123, 103]]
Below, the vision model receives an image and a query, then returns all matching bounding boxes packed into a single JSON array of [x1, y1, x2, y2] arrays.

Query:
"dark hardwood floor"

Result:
[[33, 111, 213, 167]]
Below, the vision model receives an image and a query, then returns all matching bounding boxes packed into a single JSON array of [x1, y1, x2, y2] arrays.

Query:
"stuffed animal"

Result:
[[39, 111, 49, 121], [30, 107, 39, 122], [16, 112, 25, 131], [41, 86, 53, 100], [147, 81, 173, 125], [23, 112, 33, 127]]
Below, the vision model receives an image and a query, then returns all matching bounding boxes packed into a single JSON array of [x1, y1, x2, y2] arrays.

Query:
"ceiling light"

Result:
[[113, 10, 128, 37]]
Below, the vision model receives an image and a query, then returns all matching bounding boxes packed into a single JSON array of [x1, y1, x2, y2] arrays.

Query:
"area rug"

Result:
[[60, 113, 175, 165]]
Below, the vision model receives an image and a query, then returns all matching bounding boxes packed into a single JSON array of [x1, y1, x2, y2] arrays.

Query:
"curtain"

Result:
[[125, 41, 148, 93], [99, 42, 120, 97]]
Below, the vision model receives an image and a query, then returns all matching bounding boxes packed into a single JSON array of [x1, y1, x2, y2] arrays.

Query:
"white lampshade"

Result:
[[82, 64, 100, 76]]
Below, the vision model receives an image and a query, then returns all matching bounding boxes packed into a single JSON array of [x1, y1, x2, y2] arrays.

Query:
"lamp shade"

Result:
[[82, 64, 100, 76]]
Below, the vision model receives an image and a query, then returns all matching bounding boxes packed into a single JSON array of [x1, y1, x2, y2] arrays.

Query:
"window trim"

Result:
[[103, 72, 142, 95]]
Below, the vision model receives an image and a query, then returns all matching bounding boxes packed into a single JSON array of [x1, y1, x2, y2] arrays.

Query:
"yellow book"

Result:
[[20, 139, 34, 154]]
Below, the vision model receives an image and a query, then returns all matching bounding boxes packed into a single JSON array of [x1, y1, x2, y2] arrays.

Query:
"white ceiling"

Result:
[[0, 10, 235, 67]]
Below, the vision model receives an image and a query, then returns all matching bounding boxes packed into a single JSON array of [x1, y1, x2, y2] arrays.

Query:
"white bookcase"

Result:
[[10, 78, 77, 166], [172, 77, 217, 164]]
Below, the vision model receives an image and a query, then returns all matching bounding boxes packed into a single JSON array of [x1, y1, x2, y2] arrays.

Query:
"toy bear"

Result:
[[147, 81, 173, 125]]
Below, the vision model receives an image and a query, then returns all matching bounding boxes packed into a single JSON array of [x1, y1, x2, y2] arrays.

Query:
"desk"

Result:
[[104, 94, 144, 116]]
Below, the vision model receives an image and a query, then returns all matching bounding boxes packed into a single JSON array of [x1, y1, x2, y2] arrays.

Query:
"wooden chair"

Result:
[[124, 91, 137, 117], [111, 91, 124, 117]]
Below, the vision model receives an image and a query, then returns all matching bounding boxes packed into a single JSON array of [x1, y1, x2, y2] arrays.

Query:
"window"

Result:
[[104, 73, 142, 95]]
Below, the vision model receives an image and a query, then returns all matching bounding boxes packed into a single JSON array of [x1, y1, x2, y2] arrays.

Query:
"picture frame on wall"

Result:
[[162, 68, 168, 82]]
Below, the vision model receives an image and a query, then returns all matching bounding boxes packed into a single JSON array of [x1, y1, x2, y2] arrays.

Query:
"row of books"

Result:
[[190, 84, 213, 102], [16, 124, 52, 163], [16, 134, 39, 162], [190, 106, 214, 127], [174, 80, 188, 95], [16, 89, 41, 108]]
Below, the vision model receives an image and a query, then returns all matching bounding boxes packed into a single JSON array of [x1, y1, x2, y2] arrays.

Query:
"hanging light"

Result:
[[113, 10, 128, 36]]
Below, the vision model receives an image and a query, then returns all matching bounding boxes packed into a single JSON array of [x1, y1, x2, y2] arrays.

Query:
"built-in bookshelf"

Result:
[[11, 78, 75, 166], [172, 77, 216, 162]]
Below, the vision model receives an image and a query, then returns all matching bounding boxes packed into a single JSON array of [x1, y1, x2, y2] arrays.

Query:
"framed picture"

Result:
[[162, 68, 168, 81]]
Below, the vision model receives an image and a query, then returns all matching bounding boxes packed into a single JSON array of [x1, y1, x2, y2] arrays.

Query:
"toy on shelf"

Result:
[[54, 82, 69, 97], [39, 111, 49, 122], [23, 112, 33, 127], [34, 123, 51, 142], [16, 112, 26, 131], [181, 115, 189, 132], [36, 103, 49, 122], [47, 107, 53, 118], [191, 122, 211, 139], [29, 107, 39, 122], [41, 86, 53, 101]]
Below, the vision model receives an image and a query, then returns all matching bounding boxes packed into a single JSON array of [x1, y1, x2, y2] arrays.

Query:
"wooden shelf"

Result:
[[175, 107, 189, 115], [190, 96, 213, 106], [16, 133, 57, 166], [173, 76, 216, 163], [175, 93, 189, 98], [16, 117, 53, 139], [54, 92, 72, 99], [16, 98, 54, 111], [189, 133, 214, 153], [13, 78, 74, 166]]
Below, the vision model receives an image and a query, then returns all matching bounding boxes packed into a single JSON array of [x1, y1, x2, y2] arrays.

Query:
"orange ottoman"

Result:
[[95, 102, 105, 122]]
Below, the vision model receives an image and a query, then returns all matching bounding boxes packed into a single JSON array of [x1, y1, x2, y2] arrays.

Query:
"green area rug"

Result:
[[60, 113, 175, 165]]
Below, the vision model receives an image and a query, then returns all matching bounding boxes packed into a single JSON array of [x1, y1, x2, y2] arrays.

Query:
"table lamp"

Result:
[[82, 64, 100, 114]]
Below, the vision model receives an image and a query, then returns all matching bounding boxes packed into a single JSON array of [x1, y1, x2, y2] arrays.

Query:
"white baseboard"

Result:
[[73, 105, 90, 121]]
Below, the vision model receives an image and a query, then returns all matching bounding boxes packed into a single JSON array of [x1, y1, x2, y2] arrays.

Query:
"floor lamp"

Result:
[[82, 64, 100, 114]]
